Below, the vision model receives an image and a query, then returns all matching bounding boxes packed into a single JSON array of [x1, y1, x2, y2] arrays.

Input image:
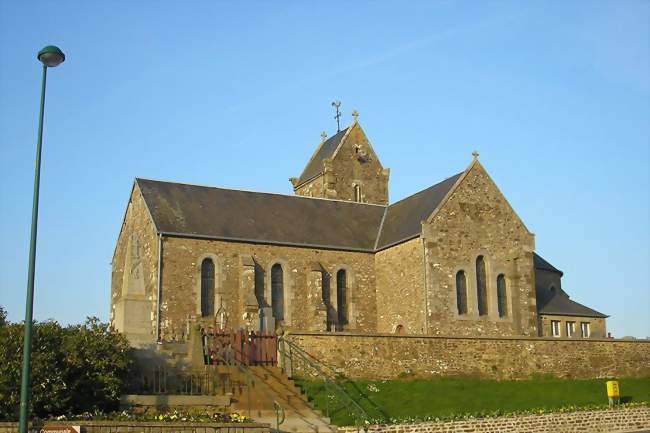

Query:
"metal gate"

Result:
[[202, 328, 278, 366]]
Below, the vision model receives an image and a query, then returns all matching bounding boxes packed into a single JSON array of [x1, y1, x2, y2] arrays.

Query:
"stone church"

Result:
[[110, 113, 607, 346]]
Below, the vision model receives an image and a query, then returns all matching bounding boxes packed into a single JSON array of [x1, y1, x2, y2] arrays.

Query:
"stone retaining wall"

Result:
[[286, 332, 650, 379], [0, 421, 269, 433], [339, 407, 650, 433]]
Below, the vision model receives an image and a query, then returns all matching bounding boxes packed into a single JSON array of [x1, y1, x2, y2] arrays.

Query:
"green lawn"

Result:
[[294, 377, 650, 426]]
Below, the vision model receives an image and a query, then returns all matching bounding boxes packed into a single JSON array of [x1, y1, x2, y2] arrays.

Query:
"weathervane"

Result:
[[331, 100, 342, 132]]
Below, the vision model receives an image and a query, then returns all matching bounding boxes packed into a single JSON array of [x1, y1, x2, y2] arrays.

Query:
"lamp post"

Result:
[[18, 45, 65, 433]]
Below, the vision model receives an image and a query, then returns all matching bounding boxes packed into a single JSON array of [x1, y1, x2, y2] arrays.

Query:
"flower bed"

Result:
[[42, 408, 251, 424]]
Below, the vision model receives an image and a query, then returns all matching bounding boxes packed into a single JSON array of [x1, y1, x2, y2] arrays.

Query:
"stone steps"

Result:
[[136, 340, 337, 432], [229, 366, 337, 433]]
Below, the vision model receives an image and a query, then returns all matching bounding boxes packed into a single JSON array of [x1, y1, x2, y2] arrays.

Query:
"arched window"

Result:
[[476, 256, 488, 316], [456, 270, 468, 315], [353, 184, 362, 202], [497, 274, 507, 318], [254, 262, 265, 306], [271, 264, 284, 321], [336, 269, 347, 328], [200, 258, 215, 317], [394, 325, 405, 335]]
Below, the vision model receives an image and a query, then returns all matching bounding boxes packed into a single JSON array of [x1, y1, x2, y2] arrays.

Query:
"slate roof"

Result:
[[136, 171, 461, 252], [296, 128, 348, 185], [376, 173, 462, 249], [534, 253, 607, 318], [534, 252, 563, 275], [137, 178, 385, 252], [537, 291, 608, 318]]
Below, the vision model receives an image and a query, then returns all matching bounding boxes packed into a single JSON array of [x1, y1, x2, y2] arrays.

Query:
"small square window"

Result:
[[551, 320, 561, 337], [580, 322, 590, 338]]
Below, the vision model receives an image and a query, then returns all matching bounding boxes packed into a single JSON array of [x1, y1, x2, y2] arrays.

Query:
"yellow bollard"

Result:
[[606, 380, 620, 406]]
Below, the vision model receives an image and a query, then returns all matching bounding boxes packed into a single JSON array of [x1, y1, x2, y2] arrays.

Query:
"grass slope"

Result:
[[295, 377, 650, 426]]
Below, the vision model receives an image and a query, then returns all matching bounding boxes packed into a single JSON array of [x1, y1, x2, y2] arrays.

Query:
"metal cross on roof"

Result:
[[331, 100, 342, 132]]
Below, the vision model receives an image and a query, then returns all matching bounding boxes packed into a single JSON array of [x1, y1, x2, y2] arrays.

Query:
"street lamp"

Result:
[[18, 45, 65, 433]]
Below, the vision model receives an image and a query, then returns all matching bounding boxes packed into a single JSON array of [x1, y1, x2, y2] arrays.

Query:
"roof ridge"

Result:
[[373, 207, 389, 250], [387, 172, 465, 208], [136, 177, 387, 207]]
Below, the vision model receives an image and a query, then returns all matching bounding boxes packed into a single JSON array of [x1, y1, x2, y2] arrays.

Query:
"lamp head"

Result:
[[37, 46, 65, 67]]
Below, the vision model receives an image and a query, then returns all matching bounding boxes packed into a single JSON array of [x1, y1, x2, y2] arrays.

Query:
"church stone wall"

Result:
[[158, 237, 377, 341], [339, 407, 650, 433], [294, 174, 324, 198], [287, 332, 650, 380], [423, 163, 538, 337], [110, 184, 159, 345], [375, 238, 426, 334]]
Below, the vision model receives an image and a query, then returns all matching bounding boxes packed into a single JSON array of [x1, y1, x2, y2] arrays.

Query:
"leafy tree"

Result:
[[0, 315, 133, 421], [61, 317, 133, 413]]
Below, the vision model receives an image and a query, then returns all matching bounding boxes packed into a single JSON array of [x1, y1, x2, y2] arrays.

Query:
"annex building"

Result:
[[110, 113, 607, 346]]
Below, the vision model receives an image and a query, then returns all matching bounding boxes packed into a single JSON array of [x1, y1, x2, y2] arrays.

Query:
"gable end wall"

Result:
[[110, 183, 159, 346], [422, 162, 537, 337], [329, 125, 388, 204]]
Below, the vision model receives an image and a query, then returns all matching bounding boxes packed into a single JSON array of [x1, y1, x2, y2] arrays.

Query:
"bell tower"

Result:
[[290, 111, 390, 205]]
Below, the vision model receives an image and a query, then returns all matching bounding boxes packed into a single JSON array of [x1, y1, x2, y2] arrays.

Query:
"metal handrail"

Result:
[[277, 336, 373, 426], [280, 338, 343, 380], [201, 331, 283, 430]]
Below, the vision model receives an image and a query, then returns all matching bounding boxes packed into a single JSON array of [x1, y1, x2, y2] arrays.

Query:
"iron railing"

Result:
[[277, 336, 387, 428], [133, 365, 221, 395]]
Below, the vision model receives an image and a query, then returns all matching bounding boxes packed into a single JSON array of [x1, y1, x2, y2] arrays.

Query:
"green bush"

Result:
[[0, 309, 134, 421]]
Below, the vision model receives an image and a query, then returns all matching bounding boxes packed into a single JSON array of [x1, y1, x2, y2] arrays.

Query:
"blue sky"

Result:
[[0, 1, 648, 337]]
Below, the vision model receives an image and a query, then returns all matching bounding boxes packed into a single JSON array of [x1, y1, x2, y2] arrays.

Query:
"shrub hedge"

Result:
[[0, 307, 133, 421]]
